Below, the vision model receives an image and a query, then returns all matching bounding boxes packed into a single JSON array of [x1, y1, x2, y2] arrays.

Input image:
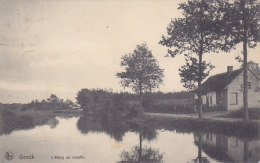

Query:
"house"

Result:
[[198, 66, 260, 111]]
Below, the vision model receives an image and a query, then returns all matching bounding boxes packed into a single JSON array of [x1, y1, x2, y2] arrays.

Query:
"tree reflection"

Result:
[[77, 115, 158, 142], [77, 115, 162, 162], [77, 115, 129, 141], [243, 138, 249, 163], [119, 146, 163, 163], [119, 131, 163, 163], [129, 121, 158, 141], [0, 109, 59, 135], [191, 132, 210, 163]]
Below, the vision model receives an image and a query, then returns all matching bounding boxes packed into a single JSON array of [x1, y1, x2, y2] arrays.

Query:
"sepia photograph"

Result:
[[0, 0, 260, 162]]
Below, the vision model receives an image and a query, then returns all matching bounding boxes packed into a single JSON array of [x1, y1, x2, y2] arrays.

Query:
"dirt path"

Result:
[[144, 112, 260, 125]]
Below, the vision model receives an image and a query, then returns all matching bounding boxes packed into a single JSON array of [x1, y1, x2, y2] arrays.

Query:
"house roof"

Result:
[[200, 68, 243, 93]]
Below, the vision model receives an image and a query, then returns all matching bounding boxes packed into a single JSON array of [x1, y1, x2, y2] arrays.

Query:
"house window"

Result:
[[248, 82, 251, 89], [230, 93, 238, 105]]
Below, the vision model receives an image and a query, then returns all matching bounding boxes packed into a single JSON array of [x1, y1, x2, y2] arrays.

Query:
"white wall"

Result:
[[227, 71, 260, 110], [201, 92, 216, 107], [202, 95, 207, 105], [206, 92, 217, 107]]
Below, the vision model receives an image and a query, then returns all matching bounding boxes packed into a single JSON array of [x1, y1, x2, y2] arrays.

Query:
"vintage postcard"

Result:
[[0, 0, 259, 162]]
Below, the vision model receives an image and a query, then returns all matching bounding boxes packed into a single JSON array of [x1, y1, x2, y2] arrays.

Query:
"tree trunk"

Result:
[[198, 49, 203, 119], [139, 131, 142, 162], [197, 0, 204, 120], [139, 88, 143, 114], [243, 38, 249, 121], [198, 133, 202, 163], [242, 0, 249, 121], [243, 139, 249, 163]]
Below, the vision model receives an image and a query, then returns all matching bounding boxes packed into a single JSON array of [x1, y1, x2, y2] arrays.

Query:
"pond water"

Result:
[[0, 115, 260, 163]]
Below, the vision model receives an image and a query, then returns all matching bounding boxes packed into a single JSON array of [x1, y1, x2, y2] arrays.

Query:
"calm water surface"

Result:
[[0, 116, 260, 163]]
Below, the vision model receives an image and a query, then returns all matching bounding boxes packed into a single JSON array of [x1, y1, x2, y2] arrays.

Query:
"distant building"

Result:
[[196, 66, 260, 111]]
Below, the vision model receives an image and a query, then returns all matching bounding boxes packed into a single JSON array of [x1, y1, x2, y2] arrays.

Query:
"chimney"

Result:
[[227, 66, 233, 73]]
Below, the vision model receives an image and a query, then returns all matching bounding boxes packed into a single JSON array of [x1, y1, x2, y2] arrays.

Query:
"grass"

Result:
[[142, 114, 260, 139], [220, 108, 260, 120]]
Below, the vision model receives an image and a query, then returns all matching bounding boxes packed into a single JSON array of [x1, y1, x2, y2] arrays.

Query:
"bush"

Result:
[[144, 103, 194, 114], [202, 105, 226, 112]]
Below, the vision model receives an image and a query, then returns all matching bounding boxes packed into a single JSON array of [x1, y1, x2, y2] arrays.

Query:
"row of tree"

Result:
[[22, 94, 75, 110], [76, 88, 196, 115], [116, 0, 259, 120]]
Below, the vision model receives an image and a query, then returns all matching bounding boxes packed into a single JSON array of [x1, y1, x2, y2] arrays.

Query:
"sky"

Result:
[[0, 0, 259, 103]]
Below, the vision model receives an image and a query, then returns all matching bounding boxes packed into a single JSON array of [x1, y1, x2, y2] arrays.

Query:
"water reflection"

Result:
[[190, 133, 210, 163], [193, 132, 260, 163], [0, 109, 59, 135], [0, 110, 259, 163], [77, 115, 130, 141], [119, 131, 163, 163], [77, 115, 164, 162], [77, 115, 260, 163], [119, 146, 163, 163], [77, 115, 158, 142]]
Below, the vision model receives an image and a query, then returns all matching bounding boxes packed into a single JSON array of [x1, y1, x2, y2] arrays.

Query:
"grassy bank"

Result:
[[141, 114, 260, 139], [219, 108, 260, 120]]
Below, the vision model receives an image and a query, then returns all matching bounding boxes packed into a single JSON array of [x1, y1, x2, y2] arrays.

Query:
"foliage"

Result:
[[47, 94, 60, 103], [76, 88, 138, 117], [220, 0, 260, 49], [179, 56, 214, 90], [159, 0, 226, 118], [116, 43, 164, 93], [116, 43, 164, 113], [76, 88, 197, 115], [235, 57, 260, 76], [76, 89, 113, 108], [159, 0, 226, 58], [144, 91, 194, 99], [220, 0, 260, 120], [21, 94, 74, 111], [0, 103, 23, 110], [246, 61, 260, 76]]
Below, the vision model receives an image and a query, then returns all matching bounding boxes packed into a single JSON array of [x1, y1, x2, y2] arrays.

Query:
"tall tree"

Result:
[[179, 56, 214, 91], [159, 0, 224, 119], [47, 94, 60, 103], [116, 43, 164, 114], [221, 0, 260, 120]]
